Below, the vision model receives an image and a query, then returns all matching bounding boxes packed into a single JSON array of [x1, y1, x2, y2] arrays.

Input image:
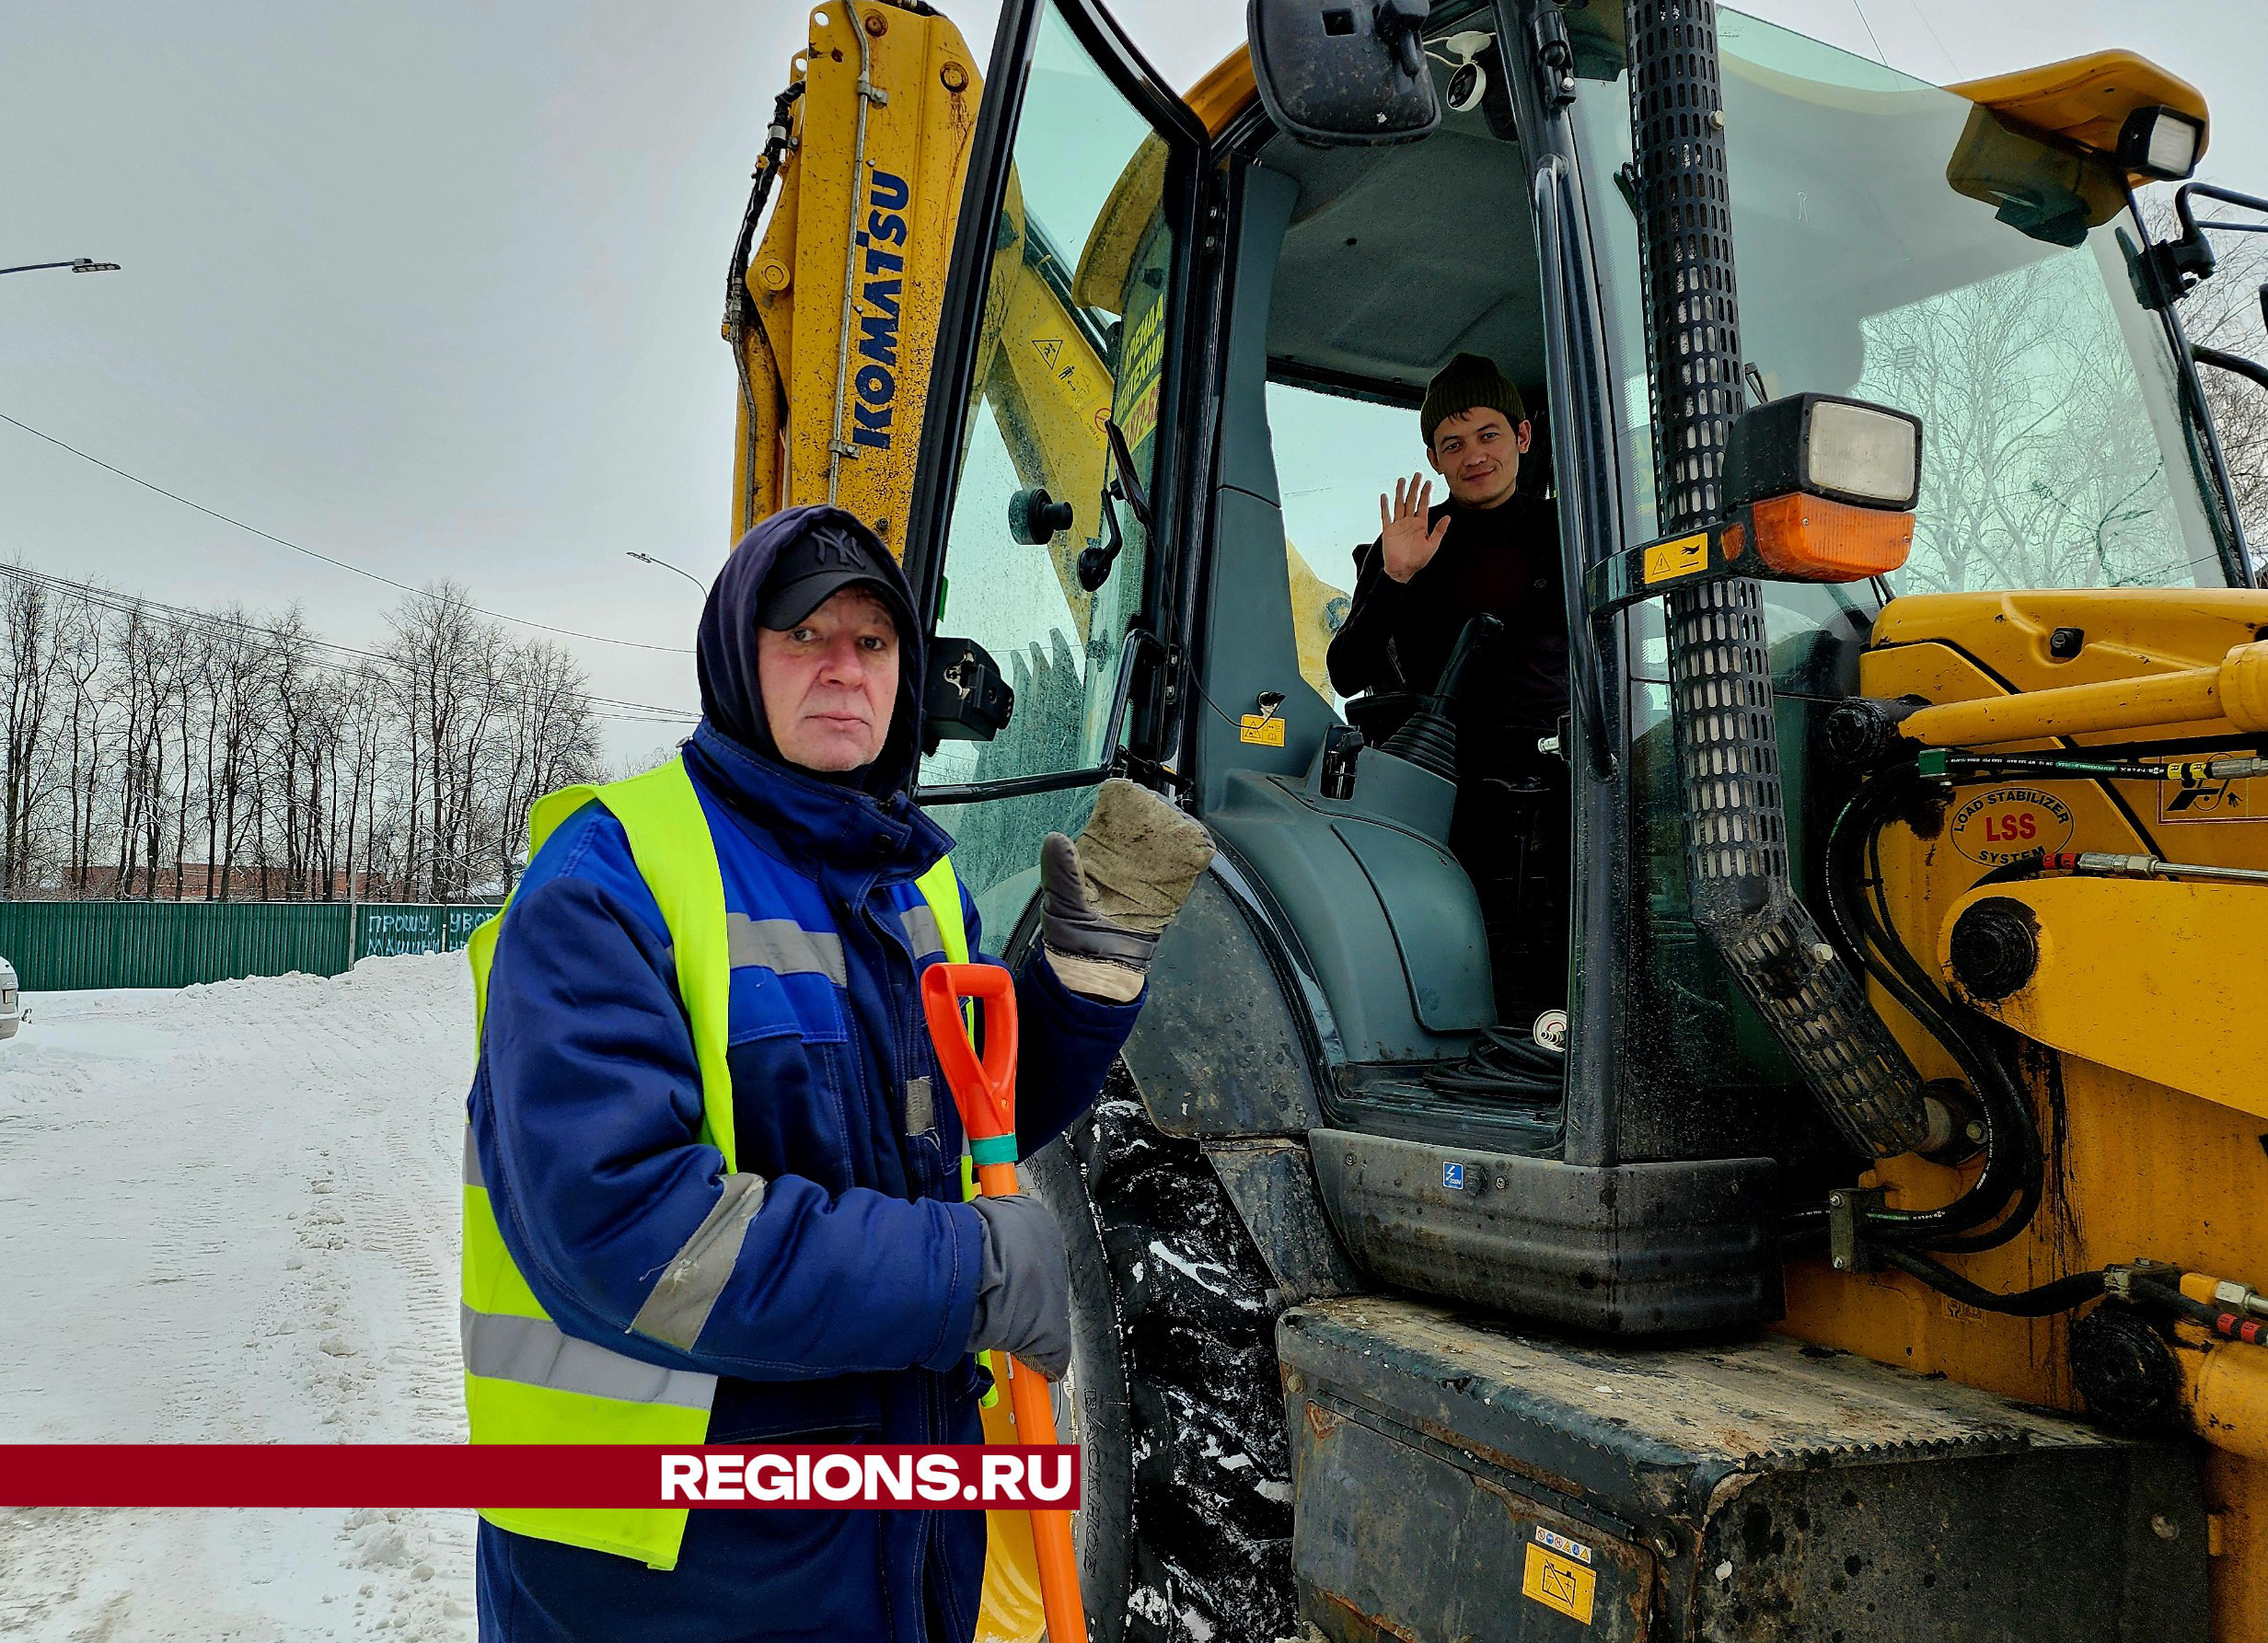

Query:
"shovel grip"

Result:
[[920, 962, 1019, 1144]]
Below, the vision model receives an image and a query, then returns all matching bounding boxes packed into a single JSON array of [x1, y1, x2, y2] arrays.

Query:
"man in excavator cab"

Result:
[[1326, 353, 1570, 1021]]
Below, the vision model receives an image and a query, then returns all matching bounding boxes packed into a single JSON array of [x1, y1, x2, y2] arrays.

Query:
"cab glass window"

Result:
[[1574, 6, 2239, 698], [1261, 378, 1411, 711], [1565, 8, 2241, 1112], [919, 0, 1181, 898]]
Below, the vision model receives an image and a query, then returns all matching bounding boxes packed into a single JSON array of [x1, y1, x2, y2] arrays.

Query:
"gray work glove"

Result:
[[1040, 778, 1214, 1002], [966, 1194, 1071, 1382]]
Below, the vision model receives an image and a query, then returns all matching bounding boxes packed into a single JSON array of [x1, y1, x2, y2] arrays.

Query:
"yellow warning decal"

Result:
[[1642, 531, 1710, 585], [1522, 1543, 1596, 1625], [1239, 713, 1286, 746]]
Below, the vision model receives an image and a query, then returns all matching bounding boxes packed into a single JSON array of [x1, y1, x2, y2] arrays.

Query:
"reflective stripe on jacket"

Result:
[[461, 752, 970, 1570]]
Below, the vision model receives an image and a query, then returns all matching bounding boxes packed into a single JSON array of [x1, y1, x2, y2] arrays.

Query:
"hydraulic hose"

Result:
[[723, 82, 805, 530], [1847, 778, 2043, 1252], [1819, 771, 2045, 1253], [724, 83, 805, 330], [1880, 1248, 2105, 1316], [1423, 1024, 1566, 1102]]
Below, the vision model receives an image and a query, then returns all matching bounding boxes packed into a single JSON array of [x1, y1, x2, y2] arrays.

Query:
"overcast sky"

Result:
[[6, 1, 2262, 762]]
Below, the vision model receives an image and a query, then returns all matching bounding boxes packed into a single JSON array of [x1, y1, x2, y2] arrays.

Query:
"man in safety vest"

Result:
[[464, 503, 1212, 1641]]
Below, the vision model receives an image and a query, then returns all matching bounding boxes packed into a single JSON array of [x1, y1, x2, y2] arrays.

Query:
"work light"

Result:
[[2116, 105, 2204, 182], [1588, 393, 1924, 607], [1724, 393, 1922, 513], [1718, 393, 1922, 581]]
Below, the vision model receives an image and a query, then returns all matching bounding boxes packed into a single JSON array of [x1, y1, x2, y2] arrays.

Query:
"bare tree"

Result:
[[1857, 248, 2214, 594], [1, 570, 73, 895], [0, 567, 610, 904], [2175, 214, 2268, 570], [491, 640, 603, 894]]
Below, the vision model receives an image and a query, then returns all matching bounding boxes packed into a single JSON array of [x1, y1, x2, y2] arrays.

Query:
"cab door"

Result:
[[904, 0, 1207, 913]]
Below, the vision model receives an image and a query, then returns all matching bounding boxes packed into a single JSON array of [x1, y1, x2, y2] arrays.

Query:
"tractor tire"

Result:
[[1022, 1067, 1299, 1643]]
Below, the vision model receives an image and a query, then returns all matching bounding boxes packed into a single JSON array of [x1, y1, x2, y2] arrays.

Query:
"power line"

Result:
[[1849, 0, 1890, 66], [1904, 0, 1961, 84], [0, 560, 699, 727], [0, 409, 693, 655]]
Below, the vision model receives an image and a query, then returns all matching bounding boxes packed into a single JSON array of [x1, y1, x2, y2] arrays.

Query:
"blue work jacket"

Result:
[[469, 721, 1139, 1642]]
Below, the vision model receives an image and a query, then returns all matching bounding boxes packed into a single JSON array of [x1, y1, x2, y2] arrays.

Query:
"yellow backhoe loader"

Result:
[[725, 2, 2268, 1638]]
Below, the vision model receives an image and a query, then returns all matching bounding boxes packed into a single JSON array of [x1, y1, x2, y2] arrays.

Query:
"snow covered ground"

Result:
[[0, 955, 480, 1641]]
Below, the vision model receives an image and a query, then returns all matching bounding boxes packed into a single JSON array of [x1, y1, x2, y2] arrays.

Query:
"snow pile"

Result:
[[0, 954, 480, 1641]]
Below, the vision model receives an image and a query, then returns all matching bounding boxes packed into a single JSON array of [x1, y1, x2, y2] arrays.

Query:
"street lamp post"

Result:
[[626, 550, 707, 593], [0, 258, 122, 277]]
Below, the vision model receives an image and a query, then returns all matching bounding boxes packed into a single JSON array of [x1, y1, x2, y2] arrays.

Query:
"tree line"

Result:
[[1, 566, 620, 904], [1849, 209, 2268, 597]]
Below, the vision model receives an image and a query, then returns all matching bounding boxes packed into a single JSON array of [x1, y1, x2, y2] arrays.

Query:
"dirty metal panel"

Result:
[[1205, 1139, 1365, 1305], [1290, 1390, 1651, 1643], [1686, 1448, 2206, 1642], [1311, 1128, 1779, 1335], [1279, 1297, 2207, 1643], [1122, 873, 1327, 1138]]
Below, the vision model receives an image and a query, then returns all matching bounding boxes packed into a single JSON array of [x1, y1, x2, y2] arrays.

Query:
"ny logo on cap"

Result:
[[807, 526, 864, 568]]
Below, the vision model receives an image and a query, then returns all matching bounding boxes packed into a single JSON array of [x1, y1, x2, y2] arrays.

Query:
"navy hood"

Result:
[[696, 505, 926, 798]]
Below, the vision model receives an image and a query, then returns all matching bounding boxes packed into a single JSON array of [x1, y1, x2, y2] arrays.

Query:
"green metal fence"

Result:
[[0, 900, 502, 992]]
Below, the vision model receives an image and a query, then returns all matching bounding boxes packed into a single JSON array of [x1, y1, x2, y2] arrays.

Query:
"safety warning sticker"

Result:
[[1522, 1542, 1597, 1626], [1642, 531, 1710, 585], [2158, 769, 2263, 824], [1948, 785, 2075, 865], [1534, 1524, 1593, 1565]]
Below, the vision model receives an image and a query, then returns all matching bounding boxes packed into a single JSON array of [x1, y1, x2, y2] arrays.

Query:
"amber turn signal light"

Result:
[[1734, 492, 1915, 582]]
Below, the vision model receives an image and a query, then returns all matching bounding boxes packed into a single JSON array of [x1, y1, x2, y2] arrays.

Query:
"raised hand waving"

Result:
[[1379, 473, 1451, 584]]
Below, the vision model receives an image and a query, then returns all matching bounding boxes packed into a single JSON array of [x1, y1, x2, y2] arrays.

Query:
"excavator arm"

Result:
[[725, 0, 1344, 702]]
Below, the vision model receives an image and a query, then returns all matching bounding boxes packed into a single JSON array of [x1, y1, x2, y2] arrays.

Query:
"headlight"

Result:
[[1807, 399, 1920, 510], [2117, 105, 2204, 182], [1725, 392, 1924, 514]]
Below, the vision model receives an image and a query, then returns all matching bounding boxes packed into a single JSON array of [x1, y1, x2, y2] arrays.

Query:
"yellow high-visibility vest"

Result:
[[460, 754, 966, 1569]]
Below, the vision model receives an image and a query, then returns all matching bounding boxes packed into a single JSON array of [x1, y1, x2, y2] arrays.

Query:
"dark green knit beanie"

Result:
[[1419, 353, 1526, 448]]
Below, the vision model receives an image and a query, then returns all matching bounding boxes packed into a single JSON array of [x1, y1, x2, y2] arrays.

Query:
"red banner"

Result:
[[0, 1445, 1080, 1510]]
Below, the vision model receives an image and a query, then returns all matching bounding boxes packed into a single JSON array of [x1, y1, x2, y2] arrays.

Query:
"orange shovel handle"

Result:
[[918, 961, 1087, 1643], [920, 963, 1018, 1142], [1003, 1352, 1083, 1643]]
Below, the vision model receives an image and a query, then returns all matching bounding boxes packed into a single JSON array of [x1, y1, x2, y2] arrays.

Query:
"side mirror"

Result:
[[922, 637, 1014, 756], [1247, 0, 1440, 148]]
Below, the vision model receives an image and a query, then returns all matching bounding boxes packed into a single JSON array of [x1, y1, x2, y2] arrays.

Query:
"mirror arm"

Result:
[[1103, 417, 1151, 530], [2145, 180, 2268, 309], [1078, 485, 1128, 593], [1378, 0, 1428, 77], [2194, 342, 2268, 396], [1078, 416, 1150, 593]]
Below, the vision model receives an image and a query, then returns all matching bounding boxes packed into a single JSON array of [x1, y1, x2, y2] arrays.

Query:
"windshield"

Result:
[[1564, 10, 2243, 1128], [1572, 7, 2240, 628]]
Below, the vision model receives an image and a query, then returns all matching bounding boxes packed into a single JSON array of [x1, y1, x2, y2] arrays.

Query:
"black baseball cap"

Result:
[[754, 513, 916, 638]]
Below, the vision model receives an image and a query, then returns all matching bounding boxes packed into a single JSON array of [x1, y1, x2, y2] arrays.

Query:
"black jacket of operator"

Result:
[[1325, 492, 1570, 766]]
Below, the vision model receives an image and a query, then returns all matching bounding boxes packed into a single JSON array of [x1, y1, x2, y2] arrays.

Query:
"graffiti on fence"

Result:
[[354, 905, 497, 960]]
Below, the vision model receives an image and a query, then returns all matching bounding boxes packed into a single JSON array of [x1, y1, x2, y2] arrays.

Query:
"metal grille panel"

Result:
[[1624, 0, 1928, 1157]]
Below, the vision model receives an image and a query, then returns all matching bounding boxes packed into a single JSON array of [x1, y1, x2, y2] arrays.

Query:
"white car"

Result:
[[0, 956, 19, 1039]]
